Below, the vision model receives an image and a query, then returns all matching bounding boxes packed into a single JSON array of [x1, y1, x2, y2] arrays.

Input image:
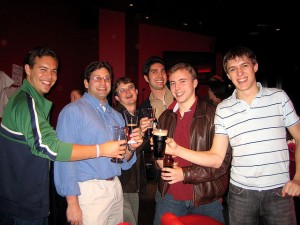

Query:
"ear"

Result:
[[115, 95, 120, 102], [144, 75, 149, 83], [135, 89, 138, 95], [254, 63, 258, 72], [226, 73, 232, 81], [193, 78, 198, 88], [24, 64, 31, 77], [84, 79, 89, 89]]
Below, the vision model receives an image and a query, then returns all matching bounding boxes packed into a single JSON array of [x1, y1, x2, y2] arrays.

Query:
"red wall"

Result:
[[0, 1, 98, 126], [99, 9, 126, 79], [1, 3, 220, 124], [98, 10, 219, 104], [138, 24, 217, 103]]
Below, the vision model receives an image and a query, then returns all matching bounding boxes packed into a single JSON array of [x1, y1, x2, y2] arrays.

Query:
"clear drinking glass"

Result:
[[111, 126, 126, 164], [123, 110, 139, 144], [141, 107, 157, 138]]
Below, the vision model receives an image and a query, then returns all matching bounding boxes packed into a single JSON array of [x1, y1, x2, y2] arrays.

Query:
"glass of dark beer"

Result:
[[153, 129, 168, 159], [141, 107, 157, 138], [123, 110, 139, 144]]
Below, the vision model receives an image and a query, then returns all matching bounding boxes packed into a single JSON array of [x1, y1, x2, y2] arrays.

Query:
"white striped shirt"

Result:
[[215, 82, 300, 190]]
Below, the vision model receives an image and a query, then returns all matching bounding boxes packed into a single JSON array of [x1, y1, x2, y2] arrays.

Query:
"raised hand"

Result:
[[100, 140, 127, 158]]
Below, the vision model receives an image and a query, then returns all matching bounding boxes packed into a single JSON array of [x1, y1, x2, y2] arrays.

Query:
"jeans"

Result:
[[123, 192, 139, 225], [153, 189, 224, 225], [228, 183, 297, 225], [0, 211, 48, 225]]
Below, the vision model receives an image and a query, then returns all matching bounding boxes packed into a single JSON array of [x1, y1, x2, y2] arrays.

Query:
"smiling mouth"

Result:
[[126, 95, 133, 99], [42, 80, 51, 85], [175, 92, 184, 97]]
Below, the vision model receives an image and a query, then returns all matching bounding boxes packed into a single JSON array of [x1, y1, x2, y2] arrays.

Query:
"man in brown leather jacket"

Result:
[[153, 63, 231, 225]]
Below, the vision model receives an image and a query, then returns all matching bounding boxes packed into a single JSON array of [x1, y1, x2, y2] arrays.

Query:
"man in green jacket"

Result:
[[0, 47, 140, 225]]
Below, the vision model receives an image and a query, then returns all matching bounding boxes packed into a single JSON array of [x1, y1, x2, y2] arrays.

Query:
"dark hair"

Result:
[[142, 56, 165, 77], [84, 61, 113, 82], [168, 62, 197, 80], [23, 47, 60, 76], [208, 77, 232, 100], [223, 46, 257, 74], [113, 76, 135, 96]]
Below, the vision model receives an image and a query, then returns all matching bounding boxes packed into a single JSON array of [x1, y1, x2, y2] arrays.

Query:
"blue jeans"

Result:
[[0, 211, 48, 225], [153, 189, 224, 225], [228, 183, 297, 225]]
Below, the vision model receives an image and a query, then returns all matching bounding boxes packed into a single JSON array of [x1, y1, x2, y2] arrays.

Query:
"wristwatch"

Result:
[[128, 145, 135, 153]]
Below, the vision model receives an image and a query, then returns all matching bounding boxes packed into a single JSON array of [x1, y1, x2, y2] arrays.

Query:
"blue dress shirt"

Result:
[[54, 93, 136, 196]]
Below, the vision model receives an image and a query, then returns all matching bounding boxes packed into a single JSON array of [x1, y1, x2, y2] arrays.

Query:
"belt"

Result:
[[106, 177, 115, 181]]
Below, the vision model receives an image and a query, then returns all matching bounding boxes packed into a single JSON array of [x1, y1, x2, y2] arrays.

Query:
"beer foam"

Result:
[[127, 123, 137, 127], [153, 129, 168, 136]]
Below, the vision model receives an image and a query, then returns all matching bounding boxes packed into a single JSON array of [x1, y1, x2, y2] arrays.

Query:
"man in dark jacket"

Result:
[[153, 63, 231, 225], [139, 56, 174, 179], [113, 76, 151, 225]]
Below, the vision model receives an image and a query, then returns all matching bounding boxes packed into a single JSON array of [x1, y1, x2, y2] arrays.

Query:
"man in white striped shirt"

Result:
[[164, 46, 300, 225]]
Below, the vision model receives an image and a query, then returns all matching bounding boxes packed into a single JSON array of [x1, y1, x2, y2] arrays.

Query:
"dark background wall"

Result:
[[1, 3, 218, 126], [0, 1, 98, 125], [1, 1, 299, 126]]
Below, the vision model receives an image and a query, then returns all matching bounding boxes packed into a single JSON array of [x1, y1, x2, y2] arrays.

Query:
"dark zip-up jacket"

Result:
[[0, 79, 72, 219], [114, 104, 148, 193]]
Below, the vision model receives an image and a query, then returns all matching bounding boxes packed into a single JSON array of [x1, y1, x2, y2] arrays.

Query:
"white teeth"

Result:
[[42, 81, 50, 85]]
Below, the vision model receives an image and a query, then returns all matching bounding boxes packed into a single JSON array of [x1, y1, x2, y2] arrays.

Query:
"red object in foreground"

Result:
[[161, 212, 224, 225]]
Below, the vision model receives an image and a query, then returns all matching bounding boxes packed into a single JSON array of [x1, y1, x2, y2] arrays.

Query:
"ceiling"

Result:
[[82, 0, 299, 51]]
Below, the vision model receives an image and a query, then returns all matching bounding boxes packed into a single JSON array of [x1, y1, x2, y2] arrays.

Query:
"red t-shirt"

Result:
[[168, 98, 198, 200]]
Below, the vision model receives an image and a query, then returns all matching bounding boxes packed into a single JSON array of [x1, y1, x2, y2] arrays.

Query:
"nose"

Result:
[[174, 83, 181, 91], [157, 70, 164, 78], [124, 88, 131, 93], [237, 67, 243, 76], [99, 78, 106, 84]]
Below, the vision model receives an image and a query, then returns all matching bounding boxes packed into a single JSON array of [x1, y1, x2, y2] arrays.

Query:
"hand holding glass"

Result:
[[142, 108, 156, 138], [153, 129, 168, 159], [123, 110, 139, 144], [111, 126, 126, 163]]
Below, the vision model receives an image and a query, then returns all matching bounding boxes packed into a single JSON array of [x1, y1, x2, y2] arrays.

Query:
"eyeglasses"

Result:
[[91, 76, 111, 82], [117, 84, 135, 94]]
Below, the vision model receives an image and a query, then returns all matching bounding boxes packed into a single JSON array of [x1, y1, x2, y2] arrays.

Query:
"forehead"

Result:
[[116, 82, 134, 89], [90, 67, 110, 76], [227, 55, 250, 66], [34, 56, 58, 68], [71, 91, 80, 95], [169, 69, 190, 81], [150, 63, 164, 70]]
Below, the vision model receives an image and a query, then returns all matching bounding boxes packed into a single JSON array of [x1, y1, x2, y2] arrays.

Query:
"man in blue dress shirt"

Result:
[[54, 61, 143, 225]]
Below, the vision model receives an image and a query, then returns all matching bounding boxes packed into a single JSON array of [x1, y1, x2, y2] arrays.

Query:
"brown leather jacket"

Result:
[[157, 98, 231, 206]]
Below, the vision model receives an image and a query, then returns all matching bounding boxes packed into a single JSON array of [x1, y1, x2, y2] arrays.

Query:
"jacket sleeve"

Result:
[[182, 101, 232, 184], [13, 92, 72, 161], [182, 144, 231, 184]]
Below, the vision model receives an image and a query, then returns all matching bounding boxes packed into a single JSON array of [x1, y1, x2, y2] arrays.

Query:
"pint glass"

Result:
[[153, 129, 168, 159]]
